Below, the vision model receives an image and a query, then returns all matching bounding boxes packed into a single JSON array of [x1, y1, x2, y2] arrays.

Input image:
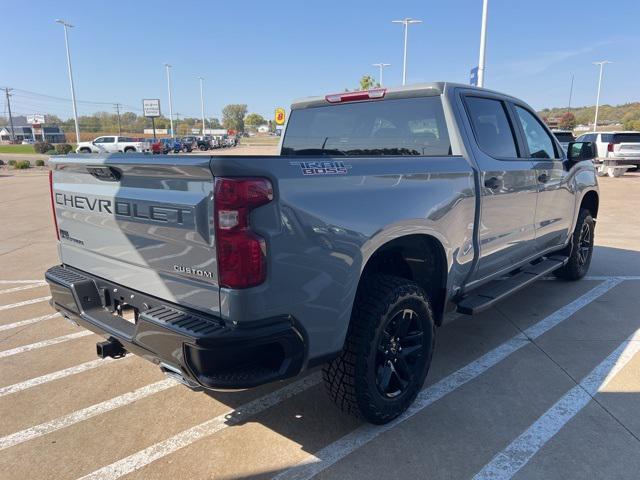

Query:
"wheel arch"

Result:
[[358, 234, 449, 326], [580, 189, 599, 218]]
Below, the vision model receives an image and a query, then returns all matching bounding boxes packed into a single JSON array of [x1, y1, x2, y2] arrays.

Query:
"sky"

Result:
[[1, 0, 639, 122]]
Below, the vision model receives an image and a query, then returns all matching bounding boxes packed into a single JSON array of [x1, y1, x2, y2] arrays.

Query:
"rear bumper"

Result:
[[45, 265, 306, 389]]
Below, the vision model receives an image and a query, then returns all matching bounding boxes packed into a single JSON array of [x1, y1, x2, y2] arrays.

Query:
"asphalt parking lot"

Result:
[[1, 168, 639, 480]]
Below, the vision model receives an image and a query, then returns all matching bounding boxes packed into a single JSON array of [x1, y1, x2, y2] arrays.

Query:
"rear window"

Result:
[[282, 96, 451, 156], [612, 133, 640, 144], [553, 132, 575, 143]]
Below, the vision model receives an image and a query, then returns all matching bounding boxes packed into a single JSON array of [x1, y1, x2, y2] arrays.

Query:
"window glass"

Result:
[[94, 137, 104, 143], [612, 133, 640, 143], [102, 137, 115, 143], [600, 134, 613, 143], [465, 97, 518, 158], [553, 132, 575, 143], [282, 96, 451, 156], [514, 106, 557, 159]]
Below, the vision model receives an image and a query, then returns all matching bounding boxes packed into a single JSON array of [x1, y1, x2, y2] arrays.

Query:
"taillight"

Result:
[[48, 170, 60, 240], [214, 177, 273, 288], [607, 142, 614, 153], [325, 88, 386, 103]]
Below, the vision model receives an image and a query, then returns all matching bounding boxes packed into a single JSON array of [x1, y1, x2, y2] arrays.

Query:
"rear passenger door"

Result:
[[461, 94, 539, 284], [511, 104, 574, 252]]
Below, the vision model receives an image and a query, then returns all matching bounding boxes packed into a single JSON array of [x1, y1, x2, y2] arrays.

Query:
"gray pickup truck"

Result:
[[45, 83, 599, 424]]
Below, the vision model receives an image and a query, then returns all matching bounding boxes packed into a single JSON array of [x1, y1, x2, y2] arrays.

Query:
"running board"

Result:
[[456, 256, 569, 315]]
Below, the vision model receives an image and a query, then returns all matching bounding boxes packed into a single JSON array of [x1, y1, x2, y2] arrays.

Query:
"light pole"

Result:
[[55, 19, 80, 144], [372, 63, 391, 87], [392, 18, 422, 86], [198, 77, 205, 136], [165, 64, 175, 138], [593, 61, 612, 132], [477, 0, 489, 87]]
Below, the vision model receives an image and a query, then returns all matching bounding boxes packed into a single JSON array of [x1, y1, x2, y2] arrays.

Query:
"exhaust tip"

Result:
[[96, 339, 126, 359]]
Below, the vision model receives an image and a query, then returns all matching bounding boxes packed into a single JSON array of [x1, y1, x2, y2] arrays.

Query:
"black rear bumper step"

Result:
[[45, 265, 306, 389], [456, 256, 568, 315]]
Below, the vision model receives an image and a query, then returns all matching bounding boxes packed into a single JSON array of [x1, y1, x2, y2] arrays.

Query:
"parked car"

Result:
[[181, 136, 198, 150], [21, 139, 35, 145], [171, 138, 192, 153], [76, 136, 151, 154], [149, 138, 170, 155], [576, 131, 640, 171], [552, 130, 575, 152], [46, 82, 599, 425]]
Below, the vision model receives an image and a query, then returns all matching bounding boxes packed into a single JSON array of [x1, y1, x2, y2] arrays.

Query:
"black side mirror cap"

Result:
[[567, 141, 597, 162]]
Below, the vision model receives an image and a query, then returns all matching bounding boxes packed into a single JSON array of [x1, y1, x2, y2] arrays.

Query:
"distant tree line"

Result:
[[0, 104, 275, 137]]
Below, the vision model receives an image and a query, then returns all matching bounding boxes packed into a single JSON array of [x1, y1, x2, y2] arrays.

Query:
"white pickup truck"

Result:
[[76, 136, 151, 154]]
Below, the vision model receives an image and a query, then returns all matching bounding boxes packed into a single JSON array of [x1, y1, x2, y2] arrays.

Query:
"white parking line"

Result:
[[77, 372, 323, 480], [0, 379, 176, 451], [0, 357, 122, 398], [0, 331, 92, 359], [272, 278, 623, 480], [472, 329, 640, 480], [0, 280, 45, 284], [0, 312, 60, 332], [0, 283, 47, 295], [0, 296, 51, 312]]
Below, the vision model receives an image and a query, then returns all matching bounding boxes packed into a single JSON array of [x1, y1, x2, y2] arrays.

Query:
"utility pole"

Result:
[[372, 63, 391, 87], [4, 88, 15, 143], [477, 0, 489, 87], [55, 19, 81, 144], [392, 18, 422, 86], [165, 64, 175, 139], [114, 103, 122, 136], [568, 74, 574, 111], [593, 61, 612, 132], [175, 113, 181, 137], [198, 77, 205, 136]]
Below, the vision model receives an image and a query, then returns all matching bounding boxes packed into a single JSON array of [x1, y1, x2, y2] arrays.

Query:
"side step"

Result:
[[456, 256, 568, 315]]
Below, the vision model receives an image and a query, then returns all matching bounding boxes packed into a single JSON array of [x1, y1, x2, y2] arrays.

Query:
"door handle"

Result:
[[484, 176, 501, 190], [537, 173, 549, 183]]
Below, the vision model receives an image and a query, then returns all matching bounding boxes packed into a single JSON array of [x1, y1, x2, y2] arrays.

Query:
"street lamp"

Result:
[[593, 61, 612, 132], [392, 18, 422, 86], [372, 63, 391, 87], [165, 64, 175, 139], [55, 19, 80, 144], [198, 77, 205, 136], [477, 0, 489, 87]]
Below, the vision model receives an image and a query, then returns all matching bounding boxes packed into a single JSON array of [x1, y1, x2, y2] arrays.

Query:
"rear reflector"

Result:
[[49, 170, 60, 241], [325, 88, 386, 103]]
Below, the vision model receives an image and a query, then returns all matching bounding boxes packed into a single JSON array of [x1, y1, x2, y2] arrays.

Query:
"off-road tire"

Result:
[[553, 208, 595, 280], [323, 275, 435, 424]]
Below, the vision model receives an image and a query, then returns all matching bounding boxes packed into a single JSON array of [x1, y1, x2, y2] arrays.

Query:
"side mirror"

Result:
[[567, 141, 597, 162]]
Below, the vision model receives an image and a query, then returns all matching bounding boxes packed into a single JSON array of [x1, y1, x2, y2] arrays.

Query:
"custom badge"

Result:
[[290, 160, 351, 176]]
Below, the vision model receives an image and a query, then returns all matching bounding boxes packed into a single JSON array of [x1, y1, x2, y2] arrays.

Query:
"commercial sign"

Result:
[[469, 67, 479, 87], [27, 114, 45, 125], [144, 128, 168, 135], [275, 107, 286, 126], [142, 99, 161, 117]]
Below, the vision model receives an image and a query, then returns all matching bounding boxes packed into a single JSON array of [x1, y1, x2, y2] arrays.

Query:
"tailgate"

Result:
[[615, 143, 640, 157], [49, 154, 220, 315]]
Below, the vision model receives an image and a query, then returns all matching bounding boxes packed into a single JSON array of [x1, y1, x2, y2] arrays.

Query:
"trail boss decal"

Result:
[[290, 160, 351, 176]]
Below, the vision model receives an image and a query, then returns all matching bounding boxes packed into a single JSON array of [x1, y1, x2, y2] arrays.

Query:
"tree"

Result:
[[245, 113, 266, 127], [558, 112, 576, 130], [359, 75, 380, 91], [222, 104, 248, 132], [209, 117, 222, 129]]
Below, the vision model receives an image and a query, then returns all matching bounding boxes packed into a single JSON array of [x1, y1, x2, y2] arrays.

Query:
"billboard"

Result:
[[27, 114, 45, 125], [144, 128, 168, 135], [142, 99, 161, 117], [275, 107, 286, 126]]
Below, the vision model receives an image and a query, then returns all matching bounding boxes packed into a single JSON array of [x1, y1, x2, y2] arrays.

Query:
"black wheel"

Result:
[[323, 275, 435, 424], [79, 148, 91, 153], [124, 148, 135, 154], [553, 208, 595, 280], [199, 145, 207, 151]]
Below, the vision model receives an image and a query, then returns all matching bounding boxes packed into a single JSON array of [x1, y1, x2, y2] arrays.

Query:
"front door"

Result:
[[461, 94, 539, 284]]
